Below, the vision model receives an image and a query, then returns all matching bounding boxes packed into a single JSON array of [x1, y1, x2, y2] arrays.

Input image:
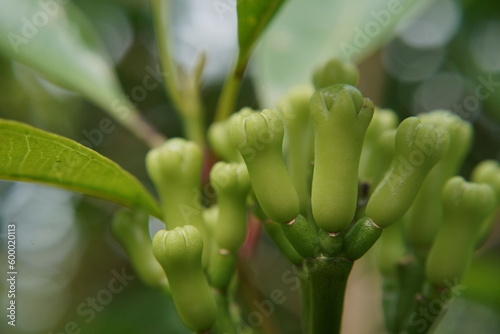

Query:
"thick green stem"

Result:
[[402, 283, 452, 334], [288, 131, 313, 215], [151, 0, 205, 145], [306, 257, 353, 334], [180, 54, 206, 145], [393, 257, 425, 333], [381, 275, 399, 334], [184, 111, 205, 145], [107, 102, 166, 148], [300, 273, 311, 334], [263, 220, 303, 265], [214, 59, 246, 122], [214, 291, 237, 334], [151, 0, 182, 108]]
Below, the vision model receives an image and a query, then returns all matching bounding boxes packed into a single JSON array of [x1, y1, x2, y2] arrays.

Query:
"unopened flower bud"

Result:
[[359, 108, 398, 184], [311, 84, 374, 232], [145, 138, 203, 230], [210, 162, 250, 251], [112, 209, 168, 290], [278, 86, 315, 213], [426, 177, 495, 286], [208, 110, 251, 162], [471, 160, 500, 245], [153, 226, 216, 331], [230, 108, 299, 223], [405, 110, 473, 252], [366, 117, 450, 228], [313, 58, 359, 89]]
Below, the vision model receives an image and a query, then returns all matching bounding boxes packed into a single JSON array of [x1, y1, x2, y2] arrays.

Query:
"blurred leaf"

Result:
[[463, 255, 500, 310], [0, 0, 164, 147], [0, 119, 161, 218], [254, 0, 435, 105], [237, 0, 289, 67], [0, 0, 116, 111]]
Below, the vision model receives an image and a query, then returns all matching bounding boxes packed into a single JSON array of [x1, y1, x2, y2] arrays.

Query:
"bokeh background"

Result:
[[0, 0, 499, 333]]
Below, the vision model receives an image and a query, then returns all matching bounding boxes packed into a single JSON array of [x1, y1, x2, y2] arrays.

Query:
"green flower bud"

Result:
[[365, 117, 450, 228], [278, 86, 315, 213], [420, 111, 473, 177], [278, 86, 314, 124], [152, 226, 216, 332], [359, 108, 399, 184], [375, 222, 406, 276], [317, 229, 343, 256], [311, 84, 374, 232], [230, 108, 299, 223], [202, 205, 219, 238], [112, 209, 168, 290], [471, 160, 500, 245], [472, 160, 500, 205], [263, 220, 303, 265], [426, 177, 496, 286], [210, 162, 251, 252], [201, 205, 218, 267], [207, 248, 237, 290], [342, 216, 382, 261], [145, 138, 204, 230], [208, 111, 248, 162], [405, 110, 473, 253], [371, 129, 397, 190], [313, 58, 359, 89], [281, 215, 319, 259]]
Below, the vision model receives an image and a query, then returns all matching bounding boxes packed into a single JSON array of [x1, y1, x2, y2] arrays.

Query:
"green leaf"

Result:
[[0, 119, 162, 218], [214, 0, 289, 122], [0, 1, 116, 113], [237, 0, 289, 67], [0, 0, 164, 147], [254, 0, 435, 105]]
